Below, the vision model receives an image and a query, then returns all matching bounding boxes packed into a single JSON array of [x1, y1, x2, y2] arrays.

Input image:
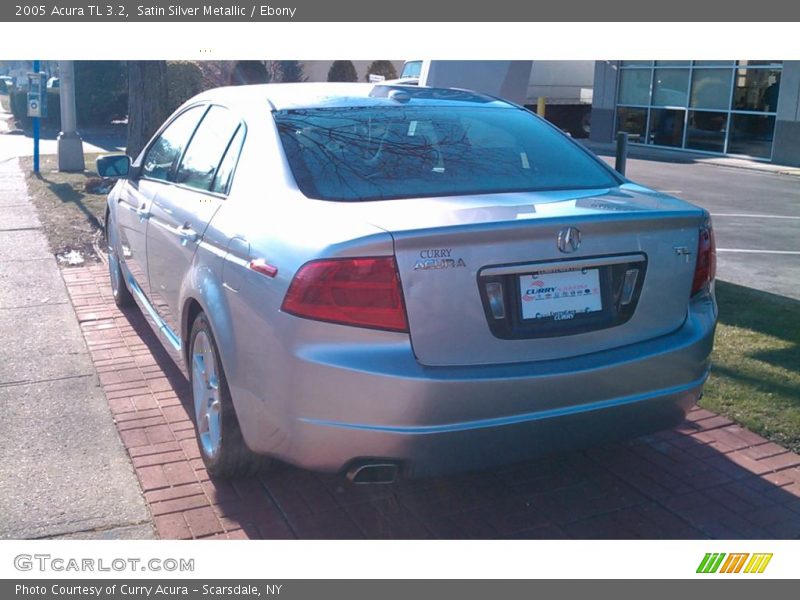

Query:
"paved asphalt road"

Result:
[[595, 154, 800, 301]]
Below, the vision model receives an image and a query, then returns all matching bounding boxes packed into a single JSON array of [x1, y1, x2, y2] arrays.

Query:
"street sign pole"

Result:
[[32, 60, 40, 174]]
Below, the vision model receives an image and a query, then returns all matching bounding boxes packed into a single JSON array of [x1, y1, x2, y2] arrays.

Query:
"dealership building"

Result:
[[590, 61, 800, 166]]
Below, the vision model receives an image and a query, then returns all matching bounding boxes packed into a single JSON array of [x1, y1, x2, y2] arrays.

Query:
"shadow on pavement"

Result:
[[12, 124, 126, 153], [110, 290, 800, 540]]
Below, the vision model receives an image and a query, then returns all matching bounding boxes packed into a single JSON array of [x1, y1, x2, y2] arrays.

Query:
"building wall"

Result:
[[772, 61, 800, 167], [589, 61, 618, 143]]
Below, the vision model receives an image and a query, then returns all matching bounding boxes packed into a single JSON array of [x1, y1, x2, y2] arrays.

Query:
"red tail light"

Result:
[[281, 257, 408, 332], [691, 221, 716, 296]]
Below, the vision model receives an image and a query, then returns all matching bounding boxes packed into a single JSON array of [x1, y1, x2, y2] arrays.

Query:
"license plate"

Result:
[[519, 268, 602, 320]]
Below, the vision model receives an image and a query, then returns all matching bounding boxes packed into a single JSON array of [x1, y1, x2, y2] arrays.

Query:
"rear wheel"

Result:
[[189, 312, 266, 478], [106, 211, 133, 307]]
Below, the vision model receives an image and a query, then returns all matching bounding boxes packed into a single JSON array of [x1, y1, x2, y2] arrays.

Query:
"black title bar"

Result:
[[3, 0, 800, 21]]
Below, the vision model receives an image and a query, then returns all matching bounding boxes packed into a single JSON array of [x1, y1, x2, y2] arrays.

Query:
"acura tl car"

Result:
[[98, 83, 717, 482]]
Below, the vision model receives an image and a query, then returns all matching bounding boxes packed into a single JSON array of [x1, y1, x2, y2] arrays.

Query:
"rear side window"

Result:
[[275, 106, 620, 202], [142, 106, 205, 182], [176, 106, 242, 192], [211, 126, 245, 194]]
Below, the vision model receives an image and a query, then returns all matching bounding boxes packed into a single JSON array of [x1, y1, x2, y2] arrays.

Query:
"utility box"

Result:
[[26, 72, 47, 118]]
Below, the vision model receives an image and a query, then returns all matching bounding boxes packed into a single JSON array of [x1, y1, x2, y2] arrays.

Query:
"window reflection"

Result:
[[175, 106, 241, 192], [733, 69, 781, 112], [728, 114, 775, 158], [618, 70, 651, 105], [737, 60, 782, 67], [616, 107, 647, 141], [648, 109, 685, 147], [652, 69, 689, 107], [686, 111, 727, 153], [690, 69, 733, 110], [694, 61, 734, 66], [142, 106, 206, 182]]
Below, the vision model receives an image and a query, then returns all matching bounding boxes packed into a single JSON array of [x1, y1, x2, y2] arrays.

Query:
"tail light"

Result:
[[691, 220, 716, 296], [281, 257, 408, 332]]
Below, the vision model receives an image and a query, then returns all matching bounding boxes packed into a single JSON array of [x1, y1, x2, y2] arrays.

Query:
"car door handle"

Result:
[[178, 225, 200, 246], [136, 208, 150, 221]]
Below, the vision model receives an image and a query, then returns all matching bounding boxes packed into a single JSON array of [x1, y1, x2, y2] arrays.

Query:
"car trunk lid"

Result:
[[339, 184, 706, 366]]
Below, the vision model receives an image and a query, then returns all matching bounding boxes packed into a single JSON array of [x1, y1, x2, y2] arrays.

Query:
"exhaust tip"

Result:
[[346, 462, 399, 485]]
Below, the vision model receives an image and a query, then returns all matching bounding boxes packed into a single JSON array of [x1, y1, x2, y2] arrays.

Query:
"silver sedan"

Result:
[[98, 83, 717, 481]]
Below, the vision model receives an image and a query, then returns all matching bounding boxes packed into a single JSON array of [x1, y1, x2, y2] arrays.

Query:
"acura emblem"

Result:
[[557, 227, 581, 253]]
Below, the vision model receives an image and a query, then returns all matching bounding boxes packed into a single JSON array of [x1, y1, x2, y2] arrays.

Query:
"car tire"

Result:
[[105, 211, 134, 308], [189, 312, 267, 479]]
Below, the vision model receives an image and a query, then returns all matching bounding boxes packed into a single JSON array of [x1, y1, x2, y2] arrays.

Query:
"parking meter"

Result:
[[26, 72, 48, 118]]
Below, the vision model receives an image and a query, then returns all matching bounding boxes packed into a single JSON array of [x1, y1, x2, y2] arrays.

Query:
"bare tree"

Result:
[[126, 61, 169, 159]]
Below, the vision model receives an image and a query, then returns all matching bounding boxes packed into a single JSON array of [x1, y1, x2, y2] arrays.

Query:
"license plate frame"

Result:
[[519, 268, 603, 322]]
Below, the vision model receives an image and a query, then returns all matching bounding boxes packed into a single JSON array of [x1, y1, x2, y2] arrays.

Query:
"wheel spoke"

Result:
[[191, 329, 222, 459], [207, 399, 222, 456]]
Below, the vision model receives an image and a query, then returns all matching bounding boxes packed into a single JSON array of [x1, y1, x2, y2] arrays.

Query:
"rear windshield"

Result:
[[275, 106, 620, 202]]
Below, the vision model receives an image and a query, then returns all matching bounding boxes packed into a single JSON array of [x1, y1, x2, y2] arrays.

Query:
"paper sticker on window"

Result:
[[408, 121, 418, 136], [520, 152, 530, 169]]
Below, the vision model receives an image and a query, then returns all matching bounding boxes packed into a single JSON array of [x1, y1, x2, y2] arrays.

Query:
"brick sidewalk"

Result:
[[63, 265, 800, 539]]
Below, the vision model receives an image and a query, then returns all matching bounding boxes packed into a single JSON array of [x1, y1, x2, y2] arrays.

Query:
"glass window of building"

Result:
[[728, 114, 776, 159], [652, 68, 689, 107], [616, 107, 647, 141], [618, 69, 651, 105], [733, 68, 781, 112], [686, 111, 727, 153], [648, 109, 685, 147], [737, 60, 783, 67], [615, 60, 782, 160], [690, 69, 733, 110]]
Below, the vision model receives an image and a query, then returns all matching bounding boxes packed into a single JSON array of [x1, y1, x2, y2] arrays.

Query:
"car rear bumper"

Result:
[[242, 292, 716, 477]]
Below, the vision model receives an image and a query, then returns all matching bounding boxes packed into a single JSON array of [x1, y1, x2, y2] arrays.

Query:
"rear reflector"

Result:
[[691, 222, 716, 296], [281, 257, 408, 332]]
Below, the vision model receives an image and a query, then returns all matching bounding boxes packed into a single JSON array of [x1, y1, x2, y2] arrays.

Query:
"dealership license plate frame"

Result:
[[478, 253, 648, 340], [519, 267, 603, 321]]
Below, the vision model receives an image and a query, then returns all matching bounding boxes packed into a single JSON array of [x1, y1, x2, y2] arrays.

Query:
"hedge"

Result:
[[166, 61, 204, 113], [74, 61, 128, 126], [327, 61, 358, 82]]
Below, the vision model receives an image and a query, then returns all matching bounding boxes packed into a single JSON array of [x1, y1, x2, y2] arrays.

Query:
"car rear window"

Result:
[[274, 106, 620, 202]]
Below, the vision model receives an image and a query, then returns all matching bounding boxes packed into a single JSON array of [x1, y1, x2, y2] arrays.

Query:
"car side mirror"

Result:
[[96, 154, 132, 179]]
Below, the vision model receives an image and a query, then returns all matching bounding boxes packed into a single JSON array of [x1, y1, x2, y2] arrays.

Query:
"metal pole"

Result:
[[615, 131, 628, 176], [57, 60, 85, 172], [33, 59, 40, 174]]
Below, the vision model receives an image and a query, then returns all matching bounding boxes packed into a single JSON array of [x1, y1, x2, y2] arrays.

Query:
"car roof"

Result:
[[193, 82, 513, 112]]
